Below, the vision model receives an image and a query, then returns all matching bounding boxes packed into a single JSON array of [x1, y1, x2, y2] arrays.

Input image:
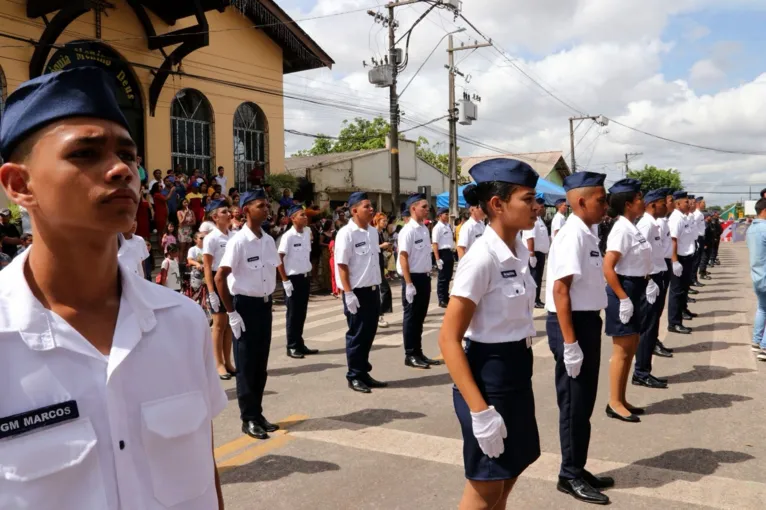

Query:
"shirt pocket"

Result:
[[247, 255, 264, 270], [0, 417, 108, 510], [353, 237, 371, 256], [140, 391, 212, 507], [500, 279, 530, 319]]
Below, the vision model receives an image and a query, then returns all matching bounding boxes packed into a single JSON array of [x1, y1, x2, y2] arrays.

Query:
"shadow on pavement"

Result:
[[318, 344, 400, 356], [664, 365, 753, 384], [670, 341, 737, 354], [326, 408, 427, 427], [386, 372, 453, 389], [686, 322, 748, 333], [226, 388, 277, 401], [696, 310, 737, 318], [601, 448, 754, 489], [270, 363, 345, 377], [220, 454, 340, 485], [645, 392, 752, 415]]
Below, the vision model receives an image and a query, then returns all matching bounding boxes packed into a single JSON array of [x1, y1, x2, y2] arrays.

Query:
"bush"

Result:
[[264, 174, 298, 201]]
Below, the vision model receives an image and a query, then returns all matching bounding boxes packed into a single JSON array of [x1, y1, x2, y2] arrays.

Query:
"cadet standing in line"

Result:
[[699, 211, 714, 280], [654, 188, 675, 355], [546, 171, 613, 505], [398, 193, 443, 369], [551, 198, 568, 238], [602, 178, 653, 423], [335, 192, 387, 393], [685, 195, 701, 299], [215, 189, 280, 440], [691, 196, 707, 287], [633, 189, 672, 389], [667, 191, 696, 335], [457, 200, 486, 258], [278, 205, 319, 359], [0, 68, 226, 509], [439, 159, 541, 510], [432, 206, 456, 308], [523, 195, 551, 309]]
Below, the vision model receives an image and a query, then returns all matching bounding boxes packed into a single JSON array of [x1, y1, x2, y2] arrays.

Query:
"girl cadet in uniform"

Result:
[[439, 158, 541, 510], [602, 178, 653, 423], [456, 201, 486, 259], [203, 198, 235, 380]]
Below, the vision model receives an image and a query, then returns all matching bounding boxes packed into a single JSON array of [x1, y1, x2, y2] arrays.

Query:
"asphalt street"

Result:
[[213, 243, 764, 509]]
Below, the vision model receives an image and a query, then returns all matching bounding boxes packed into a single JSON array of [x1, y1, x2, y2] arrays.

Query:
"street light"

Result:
[[568, 115, 609, 173]]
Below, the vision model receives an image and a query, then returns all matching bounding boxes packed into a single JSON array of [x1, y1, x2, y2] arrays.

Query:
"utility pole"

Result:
[[569, 118, 576, 174], [388, 3, 400, 215], [568, 114, 609, 173], [624, 152, 643, 176]]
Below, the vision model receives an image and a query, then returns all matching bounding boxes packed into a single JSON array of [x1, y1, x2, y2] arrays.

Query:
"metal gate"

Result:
[[171, 89, 213, 176]]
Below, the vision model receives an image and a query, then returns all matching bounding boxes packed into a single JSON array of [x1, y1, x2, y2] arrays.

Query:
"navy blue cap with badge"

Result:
[[348, 191, 368, 208], [287, 205, 304, 217], [697, 196, 704, 201], [0, 67, 130, 161], [688, 194, 696, 200], [468, 158, 539, 188], [436, 206, 449, 216], [563, 171, 606, 191], [206, 198, 228, 213], [404, 193, 427, 210], [239, 188, 267, 208], [673, 190, 688, 200], [643, 189, 667, 204], [555, 198, 567, 206], [608, 178, 642, 194]]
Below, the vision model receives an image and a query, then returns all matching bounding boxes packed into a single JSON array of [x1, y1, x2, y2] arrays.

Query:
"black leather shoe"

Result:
[[632, 375, 668, 389], [242, 421, 269, 440], [651, 374, 669, 384], [286, 348, 305, 359], [657, 340, 674, 353], [668, 324, 692, 334], [686, 297, 697, 304], [653, 344, 673, 358], [557, 478, 610, 505], [682, 311, 695, 320], [626, 406, 645, 415], [583, 470, 615, 489], [405, 355, 430, 369], [605, 404, 640, 423], [685, 310, 698, 318], [438, 301, 449, 308], [348, 379, 372, 393], [298, 346, 319, 355], [701, 274, 712, 280], [420, 355, 444, 366], [362, 376, 388, 388], [688, 288, 699, 295], [692, 281, 704, 287], [535, 301, 545, 309], [257, 415, 280, 433]]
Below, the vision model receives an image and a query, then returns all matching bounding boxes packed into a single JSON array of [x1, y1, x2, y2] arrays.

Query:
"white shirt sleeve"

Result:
[[278, 230, 290, 255], [398, 226, 414, 254], [202, 233, 215, 256], [334, 229, 352, 266], [450, 251, 491, 305], [139, 240, 150, 261], [521, 228, 535, 241], [636, 218, 652, 242], [457, 223, 470, 247], [161, 258, 170, 272], [669, 214, 681, 239], [219, 237, 237, 270], [431, 224, 440, 244], [606, 223, 632, 255], [549, 231, 583, 280]]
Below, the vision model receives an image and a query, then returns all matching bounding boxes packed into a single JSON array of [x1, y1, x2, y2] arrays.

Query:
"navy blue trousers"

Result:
[[668, 255, 693, 326], [635, 271, 667, 378], [344, 286, 380, 380], [692, 236, 704, 280], [233, 294, 273, 422], [285, 274, 310, 350], [436, 249, 455, 304], [547, 311, 602, 480], [402, 273, 432, 356], [530, 252, 546, 303]]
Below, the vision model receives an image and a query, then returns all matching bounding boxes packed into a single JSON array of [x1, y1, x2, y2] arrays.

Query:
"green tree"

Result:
[[626, 165, 683, 193], [294, 135, 333, 157]]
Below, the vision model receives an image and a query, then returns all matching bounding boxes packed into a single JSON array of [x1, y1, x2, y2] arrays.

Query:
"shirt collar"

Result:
[[348, 219, 370, 232], [566, 214, 597, 239], [241, 224, 267, 241], [484, 226, 525, 263]]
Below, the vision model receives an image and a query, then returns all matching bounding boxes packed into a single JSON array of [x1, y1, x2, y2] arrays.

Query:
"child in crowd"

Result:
[[161, 222, 178, 254], [160, 243, 182, 292]]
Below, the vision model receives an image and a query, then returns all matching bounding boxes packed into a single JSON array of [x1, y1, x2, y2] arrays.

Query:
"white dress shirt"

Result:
[[636, 212, 667, 274], [220, 225, 279, 297], [545, 214, 607, 313], [277, 226, 312, 275], [657, 217, 673, 259], [334, 219, 381, 289], [0, 250, 227, 510], [214, 175, 228, 191], [117, 234, 149, 278], [431, 221, 455, 250], [202, 227, 231, 271], [397, 221, 432, 275], [457, 217, 485, 252], [692, 209, 705, 237], [551, 212, 567, 236], [606, 216, 653, 277], [521, 217, 550, 254], [451, 227, 536, 343], [669, 209, 696, 256]]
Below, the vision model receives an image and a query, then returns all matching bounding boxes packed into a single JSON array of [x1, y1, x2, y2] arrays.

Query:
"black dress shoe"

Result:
[[605, 404, 641, 423], [405, 355, 430, 369], [219, 373, 232, 381], [632, 375, 668, 389], [420, 355, 444, 366], [557, 478, 610, 505], [626, 406, 645, 415], [685, 310, 698, 318], [534, 301, 545, 309], [692, 281, 705, 287], [651, 374, 668, 384], [438, 301, 449, 308], [668, 324, 692, 334], [653, 344, 673, 358], [362, 376, 388, 388], [688, 288, 699, 295], [686, 297, 697, 304], [299, 346, 319, 355], [242, 421, 269, 440], [701, 274, 712, 280], [257, 415, 280, 433], [286, 348, 305, 359], [348, 379, 372, 393], [657, 340, 674, 353], [226, 368, 238, 376], [682, 311, 695, 320], [583, 470, 615, 489]]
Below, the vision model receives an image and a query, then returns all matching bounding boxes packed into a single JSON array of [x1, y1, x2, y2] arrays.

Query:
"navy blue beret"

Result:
[[401, 201, 411, 217], [672, 190, 688, 200], [468, 158, 539, 188], [206, 199, 228, 213], [608, 178, 642, 194], [688, 194, 696, 200], [644, 189, 667, 204], [404, 193, 427, 210], [563, 171, 606, 192], [436, 207, 449, 216], [348, 191, 368, 208], [555, 198, 567, 206], [0, 67, 130, 161], [288, 205, 304, 217], [240, 188, 268, 208], [696, 196, 704, 201]]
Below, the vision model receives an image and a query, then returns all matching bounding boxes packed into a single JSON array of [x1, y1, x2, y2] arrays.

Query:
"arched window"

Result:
[[233, 102, 268, 191], [171, 89, 213, 176]]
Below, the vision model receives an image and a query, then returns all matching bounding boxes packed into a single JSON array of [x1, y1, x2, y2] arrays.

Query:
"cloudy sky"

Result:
[[278, 0, 766, 205]]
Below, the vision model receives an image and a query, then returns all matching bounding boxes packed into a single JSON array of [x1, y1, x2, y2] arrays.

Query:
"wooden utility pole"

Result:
[[387, 4, 400, 215]]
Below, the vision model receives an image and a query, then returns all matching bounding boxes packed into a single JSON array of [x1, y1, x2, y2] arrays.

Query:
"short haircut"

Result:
[[756, 198, 766, 215]]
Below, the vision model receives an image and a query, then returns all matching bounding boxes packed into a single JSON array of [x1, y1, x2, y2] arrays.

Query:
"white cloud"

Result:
[[689, 59, 726, 86]]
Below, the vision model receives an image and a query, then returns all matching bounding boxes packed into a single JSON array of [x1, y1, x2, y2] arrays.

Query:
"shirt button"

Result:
[[119, 440, 125, 450]]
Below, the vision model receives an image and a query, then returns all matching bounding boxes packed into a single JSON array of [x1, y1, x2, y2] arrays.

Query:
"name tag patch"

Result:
[[414, 239, 424, 245], [294, 243, 302, 247], [590, 250, 600, 257], [247, 256, 260, 262], [0, 401, 79, 440], [475, 234, 483, 238], [501, 270, 517, 278], [655, 236, 661, 241], [355, 242, 367, 248]]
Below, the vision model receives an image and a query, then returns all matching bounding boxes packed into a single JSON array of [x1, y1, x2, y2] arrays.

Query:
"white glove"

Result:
[[619, 298, 634, 324], [282, 280, 294, 298], [563, 342, 584, 378], [405, 283, 417, 304], [529, 256, 537, 269], [646, 279, 659, 304], [208, 292, 221, 313], [228, 311, 246, 338], [526, 336, 532, 349], [436, 259, 444, 271], [470, 406, 507, 459], [672, 261, 683, 277], [344, 291, 360, 314]]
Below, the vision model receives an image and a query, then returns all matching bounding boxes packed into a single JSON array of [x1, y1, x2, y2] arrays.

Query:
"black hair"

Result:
[[760, 188, 766, 199], [463, 182, 519, 217], [166, 243, 179, 254], [150, 182, 161, 194], [756, 198, 766, 215], [607, 191, 640, 216]]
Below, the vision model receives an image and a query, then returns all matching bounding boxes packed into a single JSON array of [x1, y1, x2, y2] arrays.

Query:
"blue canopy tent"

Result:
[[436, 178, 566, 209]]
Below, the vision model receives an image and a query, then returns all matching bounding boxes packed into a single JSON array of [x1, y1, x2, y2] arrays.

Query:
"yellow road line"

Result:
[[214, 414, 308, 469]]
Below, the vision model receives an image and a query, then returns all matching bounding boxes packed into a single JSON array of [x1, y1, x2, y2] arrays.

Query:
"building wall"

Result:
[[0, 0, 285, 186]]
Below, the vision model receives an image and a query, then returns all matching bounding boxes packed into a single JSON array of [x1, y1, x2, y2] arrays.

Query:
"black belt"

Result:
[[619, 275, 650, 281]]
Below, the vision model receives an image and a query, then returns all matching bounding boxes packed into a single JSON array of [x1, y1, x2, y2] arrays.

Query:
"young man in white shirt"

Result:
[[431, 206, 455, 308], [551, 198, 568, 238], [0, 67, 225, 510], [456, 203, 486, 258], [278, 205, 319, 359], [667, 191, 696, 334], [214, 166, 227, 192], [691, 196, 706, 287], [118, 220, 150, 277], [523, 195, 551, 308]]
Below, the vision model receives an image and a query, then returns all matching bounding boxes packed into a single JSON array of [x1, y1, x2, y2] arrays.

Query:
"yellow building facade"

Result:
[[0, 0, 332, 190]]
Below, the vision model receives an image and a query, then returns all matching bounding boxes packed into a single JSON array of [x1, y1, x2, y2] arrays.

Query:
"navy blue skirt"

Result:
[[453, 340, 541, 481], [605, 275, 648, 337]]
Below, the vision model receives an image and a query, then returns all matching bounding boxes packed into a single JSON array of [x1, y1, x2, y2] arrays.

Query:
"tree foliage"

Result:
[[626, 165, 683, 194]]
